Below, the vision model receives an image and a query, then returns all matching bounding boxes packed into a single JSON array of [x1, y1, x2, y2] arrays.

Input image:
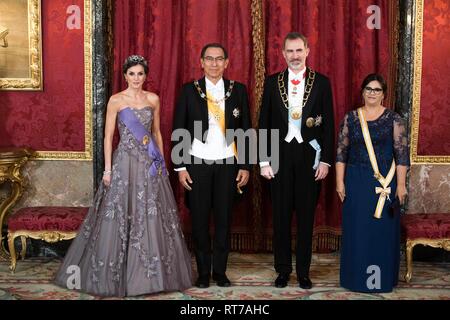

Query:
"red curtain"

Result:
[[112, 0, 396, 252], [112, 0, 254, 230], [262, 0, 396, 250]]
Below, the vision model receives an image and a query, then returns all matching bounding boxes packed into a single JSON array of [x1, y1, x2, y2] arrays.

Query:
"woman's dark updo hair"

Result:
[[360, 73, 387, 95], [123, 55, 149, 75]]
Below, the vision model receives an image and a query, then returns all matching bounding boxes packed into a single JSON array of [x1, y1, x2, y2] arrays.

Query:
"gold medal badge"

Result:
[[306, 117, 315, 128], [278, 68, 316, 122], [290, 107, 302, 120]]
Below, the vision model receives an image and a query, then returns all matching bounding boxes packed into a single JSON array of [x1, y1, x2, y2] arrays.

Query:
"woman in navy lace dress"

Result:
[[336, 74, 409, 293]]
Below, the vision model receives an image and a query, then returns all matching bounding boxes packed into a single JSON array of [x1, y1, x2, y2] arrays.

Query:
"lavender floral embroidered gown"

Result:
[[54, 107, 193, 297]]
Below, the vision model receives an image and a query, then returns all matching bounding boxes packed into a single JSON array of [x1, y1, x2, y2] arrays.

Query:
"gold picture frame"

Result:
[[0, 0, 42, 90], [33, 0, 92, 160], [411, 0, 450, 164]]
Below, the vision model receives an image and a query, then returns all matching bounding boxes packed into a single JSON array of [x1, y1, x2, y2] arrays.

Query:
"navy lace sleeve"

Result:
[[336, 113, 350, 163], [393, 113, 410, 166]]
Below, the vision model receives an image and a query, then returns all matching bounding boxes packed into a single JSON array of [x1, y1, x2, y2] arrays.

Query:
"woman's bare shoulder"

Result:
[[145, 91, 160, 108], [107, 92, 126, 111]]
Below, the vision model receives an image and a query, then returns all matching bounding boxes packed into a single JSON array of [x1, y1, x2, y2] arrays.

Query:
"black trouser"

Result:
[[186, 156, 237, 277], [270, 141, 320, 278]]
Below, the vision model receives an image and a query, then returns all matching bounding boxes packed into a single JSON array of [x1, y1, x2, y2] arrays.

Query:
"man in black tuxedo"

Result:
[[172, 43, 251, 288], [258, 32, 334, 289]]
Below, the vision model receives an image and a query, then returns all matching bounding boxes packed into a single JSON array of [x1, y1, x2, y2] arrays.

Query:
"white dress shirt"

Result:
[[259, 68, 305, 168], [284, 67, 306, 144], [259, 68, 330, 168], [175, 77, 234, 171]]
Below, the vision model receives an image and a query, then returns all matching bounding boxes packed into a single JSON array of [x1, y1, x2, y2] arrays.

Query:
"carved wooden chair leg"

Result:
[[20, 236, 27, 260], [7, 232, 17, 273], [405, 239, 414, 283]]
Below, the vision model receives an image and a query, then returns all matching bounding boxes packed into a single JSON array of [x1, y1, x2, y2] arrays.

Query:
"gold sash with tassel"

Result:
[[357, 108, 396, 219], [206, 90, 238, 159], [207, 90, 242, 194]]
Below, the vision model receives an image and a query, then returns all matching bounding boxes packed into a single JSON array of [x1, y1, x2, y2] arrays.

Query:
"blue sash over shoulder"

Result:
[[118, 107, 167, 176]]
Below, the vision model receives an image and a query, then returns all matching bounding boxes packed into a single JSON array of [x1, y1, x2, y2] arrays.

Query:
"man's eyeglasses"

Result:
[[364, 87, 383, 95], [203, 56, 226, 64]]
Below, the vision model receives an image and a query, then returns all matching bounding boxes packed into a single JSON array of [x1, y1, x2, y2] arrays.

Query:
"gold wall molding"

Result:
[[250, 0, 265, 251], [387, 0, 399, 109], [34, 0, 92, 160], [0, 0, 42, 90], [411, 0, 450, 164]]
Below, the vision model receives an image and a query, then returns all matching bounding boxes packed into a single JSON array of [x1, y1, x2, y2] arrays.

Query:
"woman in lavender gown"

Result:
[[54, 55, 193, 297]]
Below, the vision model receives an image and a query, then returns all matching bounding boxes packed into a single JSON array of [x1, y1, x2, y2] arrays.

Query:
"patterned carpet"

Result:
[[0, 253, 449, 300]]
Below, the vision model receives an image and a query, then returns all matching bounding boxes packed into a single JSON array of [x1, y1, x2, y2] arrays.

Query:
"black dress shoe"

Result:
[[212, 273, 231, 287], [195, 275, 210, 288], [274, 273, 290, 288], [298, 276, 312, 289]]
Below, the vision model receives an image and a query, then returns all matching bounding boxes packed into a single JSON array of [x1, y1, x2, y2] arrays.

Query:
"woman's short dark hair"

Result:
[[200, 43, 228, 59], [123, 55, 149, 75], [360, 73, 387, 95]]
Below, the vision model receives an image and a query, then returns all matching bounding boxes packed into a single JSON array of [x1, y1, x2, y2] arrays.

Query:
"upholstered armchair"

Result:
[[7, 206, 88, 272], [401, 213, 450, 282]]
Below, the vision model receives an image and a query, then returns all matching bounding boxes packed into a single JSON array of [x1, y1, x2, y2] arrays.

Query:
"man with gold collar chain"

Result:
[[172, 43, 251, 289], [258, 32, 335, 289]]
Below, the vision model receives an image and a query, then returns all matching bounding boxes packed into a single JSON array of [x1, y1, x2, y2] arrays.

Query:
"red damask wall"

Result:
[[263, 0, 394, 237], [113, 0, 255, 229], [112, 0, 396, 251], [0, 0, 85, 152], [417, 0, 450, 155]]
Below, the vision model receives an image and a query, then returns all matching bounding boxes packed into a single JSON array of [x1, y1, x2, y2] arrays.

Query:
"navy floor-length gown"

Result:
[[337, 109, 409, 293]]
